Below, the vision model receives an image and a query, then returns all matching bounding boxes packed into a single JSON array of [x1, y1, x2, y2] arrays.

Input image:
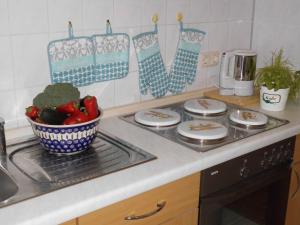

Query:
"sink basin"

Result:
[[0, 167, 18, 202]]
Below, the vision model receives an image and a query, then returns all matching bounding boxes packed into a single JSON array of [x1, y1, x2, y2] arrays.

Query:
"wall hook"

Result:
[[176, 12, 183, 22], [152, 14, 159, 24]]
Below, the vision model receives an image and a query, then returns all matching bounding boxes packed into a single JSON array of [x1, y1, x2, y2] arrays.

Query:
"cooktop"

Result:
[[120, 99, 289, 152]]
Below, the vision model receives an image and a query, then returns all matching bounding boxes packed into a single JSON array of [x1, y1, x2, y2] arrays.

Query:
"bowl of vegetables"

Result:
[[25, 83, 101, 155]]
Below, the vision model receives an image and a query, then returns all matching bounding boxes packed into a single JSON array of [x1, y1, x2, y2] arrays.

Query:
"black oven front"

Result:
[[199, 136, 295, 225]]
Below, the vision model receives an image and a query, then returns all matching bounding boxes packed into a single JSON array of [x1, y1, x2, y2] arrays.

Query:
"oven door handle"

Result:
[[201, 165, 290, 204]]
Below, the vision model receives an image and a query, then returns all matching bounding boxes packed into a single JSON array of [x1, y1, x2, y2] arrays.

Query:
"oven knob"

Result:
[[240, 167, 250, 178], [260, 160, 268, 169]]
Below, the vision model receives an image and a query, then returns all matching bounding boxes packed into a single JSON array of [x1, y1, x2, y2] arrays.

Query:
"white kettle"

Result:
[[219, 50, 257, 96]]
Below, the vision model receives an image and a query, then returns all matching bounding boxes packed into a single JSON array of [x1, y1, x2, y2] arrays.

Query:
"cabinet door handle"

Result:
[[291, 169, 300, 199], [124, 201, 167, 220]]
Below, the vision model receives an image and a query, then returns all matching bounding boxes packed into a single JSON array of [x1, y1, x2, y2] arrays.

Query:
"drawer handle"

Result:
[[124, 200, 167, 220]]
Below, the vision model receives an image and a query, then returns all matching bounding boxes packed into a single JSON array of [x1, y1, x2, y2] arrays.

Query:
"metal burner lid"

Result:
[[134, 109, 181, 127], [177, 120, 228, 140], [184, 99, 227, 115], [229, 110, 268, 126]]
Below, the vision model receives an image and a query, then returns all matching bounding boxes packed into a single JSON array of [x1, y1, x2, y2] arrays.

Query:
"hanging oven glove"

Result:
[[168, 16, 206, 94], [48, 22, 95, 87], [92, 20, 130, 82], [132, 18, 169, 98]]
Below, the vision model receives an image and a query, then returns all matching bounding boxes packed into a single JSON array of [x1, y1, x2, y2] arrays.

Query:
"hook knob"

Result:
[[176, 12, 183, 22], [152, 14, 159, 24]]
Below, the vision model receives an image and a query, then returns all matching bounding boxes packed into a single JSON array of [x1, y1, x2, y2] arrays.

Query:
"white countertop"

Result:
[[1, 101, 300, 225]]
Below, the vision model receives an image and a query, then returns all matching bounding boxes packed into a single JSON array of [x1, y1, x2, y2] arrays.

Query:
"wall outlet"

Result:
[[200, 51, 220, 67]]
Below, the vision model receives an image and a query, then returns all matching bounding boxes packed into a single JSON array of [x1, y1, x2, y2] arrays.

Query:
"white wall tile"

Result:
[[9, 0, 48, 34], [0, 90, 17, 125], [229, 0, 253, 21], [188, 23, 210, 51], [282, 0, 300, 26], [0, 0, 10, 36], [115, 71, 140, 106], [211, 0, 230, 22], [15, 86, 45, 122], [189, 0, 211, 23], [166, 0, 190, 25], [209, 22, 229, 51], [254, 0, 284, 23], [48, 0, 83, 33], [228, 21, 252, 50], [12, 34, 50, 89], [79, 82, 115, 109], [83, 0, 114, 30], [186, 68, 207, 91], [0, 37, 14, 91], [113, 0, 142, 28], [141, 0, 166, 26], [165, 25, 180, 67]]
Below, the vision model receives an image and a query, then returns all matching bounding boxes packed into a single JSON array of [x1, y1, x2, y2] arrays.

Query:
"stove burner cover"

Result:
[[177, 120, 228, 140], [229, 110, 268, 127], [184, 99, 227, 116], [134, 109, 181, 127]]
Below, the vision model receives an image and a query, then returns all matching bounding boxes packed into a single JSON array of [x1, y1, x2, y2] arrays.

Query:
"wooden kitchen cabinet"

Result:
[[285, 135, 300, 225], [61, 219, 77, 225], [77, 173, 200, 225]]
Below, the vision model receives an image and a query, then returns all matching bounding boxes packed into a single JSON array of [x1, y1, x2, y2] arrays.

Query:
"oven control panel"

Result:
[[200, 136, 296, 197]]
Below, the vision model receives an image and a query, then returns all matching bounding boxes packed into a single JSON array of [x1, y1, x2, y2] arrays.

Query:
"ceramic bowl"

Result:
[[27, 115, 101, 155]]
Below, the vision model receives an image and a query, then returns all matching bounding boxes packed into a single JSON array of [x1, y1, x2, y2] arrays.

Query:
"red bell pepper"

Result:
[[25, 106, 40, 120], [63, 111, 89, 125], [83, 96, 99, 120], [56, 101, 80, 115]]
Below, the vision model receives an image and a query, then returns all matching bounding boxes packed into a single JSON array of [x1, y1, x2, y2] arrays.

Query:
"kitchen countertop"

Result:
[[1, 100, 300, 225]]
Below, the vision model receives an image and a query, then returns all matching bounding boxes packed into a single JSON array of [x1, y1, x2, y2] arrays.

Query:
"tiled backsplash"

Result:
[[0, 0, 253, 129], [252, 0, 300, 69]]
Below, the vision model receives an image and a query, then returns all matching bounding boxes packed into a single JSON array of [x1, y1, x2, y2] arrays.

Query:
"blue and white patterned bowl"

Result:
[[28, 115, 100, 155]]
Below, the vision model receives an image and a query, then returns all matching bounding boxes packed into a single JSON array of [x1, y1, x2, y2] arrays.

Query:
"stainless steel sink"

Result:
[[0, 131, 156, 208], [0, 167, 18, 202]]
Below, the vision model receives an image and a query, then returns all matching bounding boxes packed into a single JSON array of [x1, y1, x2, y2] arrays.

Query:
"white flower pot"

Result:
[[260, 86, 290, 111]]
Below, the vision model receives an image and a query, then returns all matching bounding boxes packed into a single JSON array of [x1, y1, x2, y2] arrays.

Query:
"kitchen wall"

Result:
[[0, 0, 253, 129], [252, 0, 300, 69]]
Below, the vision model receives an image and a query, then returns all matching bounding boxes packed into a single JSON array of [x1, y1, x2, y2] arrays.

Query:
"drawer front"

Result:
[[78, 173, 200, 225]]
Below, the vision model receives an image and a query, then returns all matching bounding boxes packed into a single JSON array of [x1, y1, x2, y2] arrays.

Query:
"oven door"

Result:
[[199, 165, 291, 225]]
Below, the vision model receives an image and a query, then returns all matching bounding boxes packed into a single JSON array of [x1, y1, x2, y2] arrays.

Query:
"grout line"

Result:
[[250, 0, 256, 49]]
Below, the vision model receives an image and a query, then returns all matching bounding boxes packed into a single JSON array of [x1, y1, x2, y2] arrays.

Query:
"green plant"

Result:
[[33, 83, 80, 109], [255, 49, 300, 99]]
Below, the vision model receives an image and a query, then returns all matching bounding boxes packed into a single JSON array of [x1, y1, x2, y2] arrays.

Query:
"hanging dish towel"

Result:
[[92, 20, 130, 82], [168, 17, 206, 94], [132, 22, 169, 98], [48, 22, 95, 87]]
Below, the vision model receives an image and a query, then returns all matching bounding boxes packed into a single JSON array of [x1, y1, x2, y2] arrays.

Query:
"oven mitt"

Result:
[[132, 23, 169, 98], [92, 20, 130, 82], [48, 22, 95, 87], [168, 19, 206, 94]]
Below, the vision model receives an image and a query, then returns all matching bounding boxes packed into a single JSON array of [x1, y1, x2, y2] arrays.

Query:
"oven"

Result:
[[199, 136, 295, 225]]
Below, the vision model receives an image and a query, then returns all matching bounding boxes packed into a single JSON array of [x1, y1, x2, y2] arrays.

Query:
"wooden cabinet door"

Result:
[[78, 173, 200, 225], [285, 162, 300, 225], [160, 208, 198, 225], [61, 219, 77, 225]]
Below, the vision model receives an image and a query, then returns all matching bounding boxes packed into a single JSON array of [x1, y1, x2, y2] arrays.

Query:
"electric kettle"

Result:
[[219, 50, 257, 96]]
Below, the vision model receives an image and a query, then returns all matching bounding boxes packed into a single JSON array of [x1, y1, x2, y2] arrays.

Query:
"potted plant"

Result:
[[255, 49, 300, 111]]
